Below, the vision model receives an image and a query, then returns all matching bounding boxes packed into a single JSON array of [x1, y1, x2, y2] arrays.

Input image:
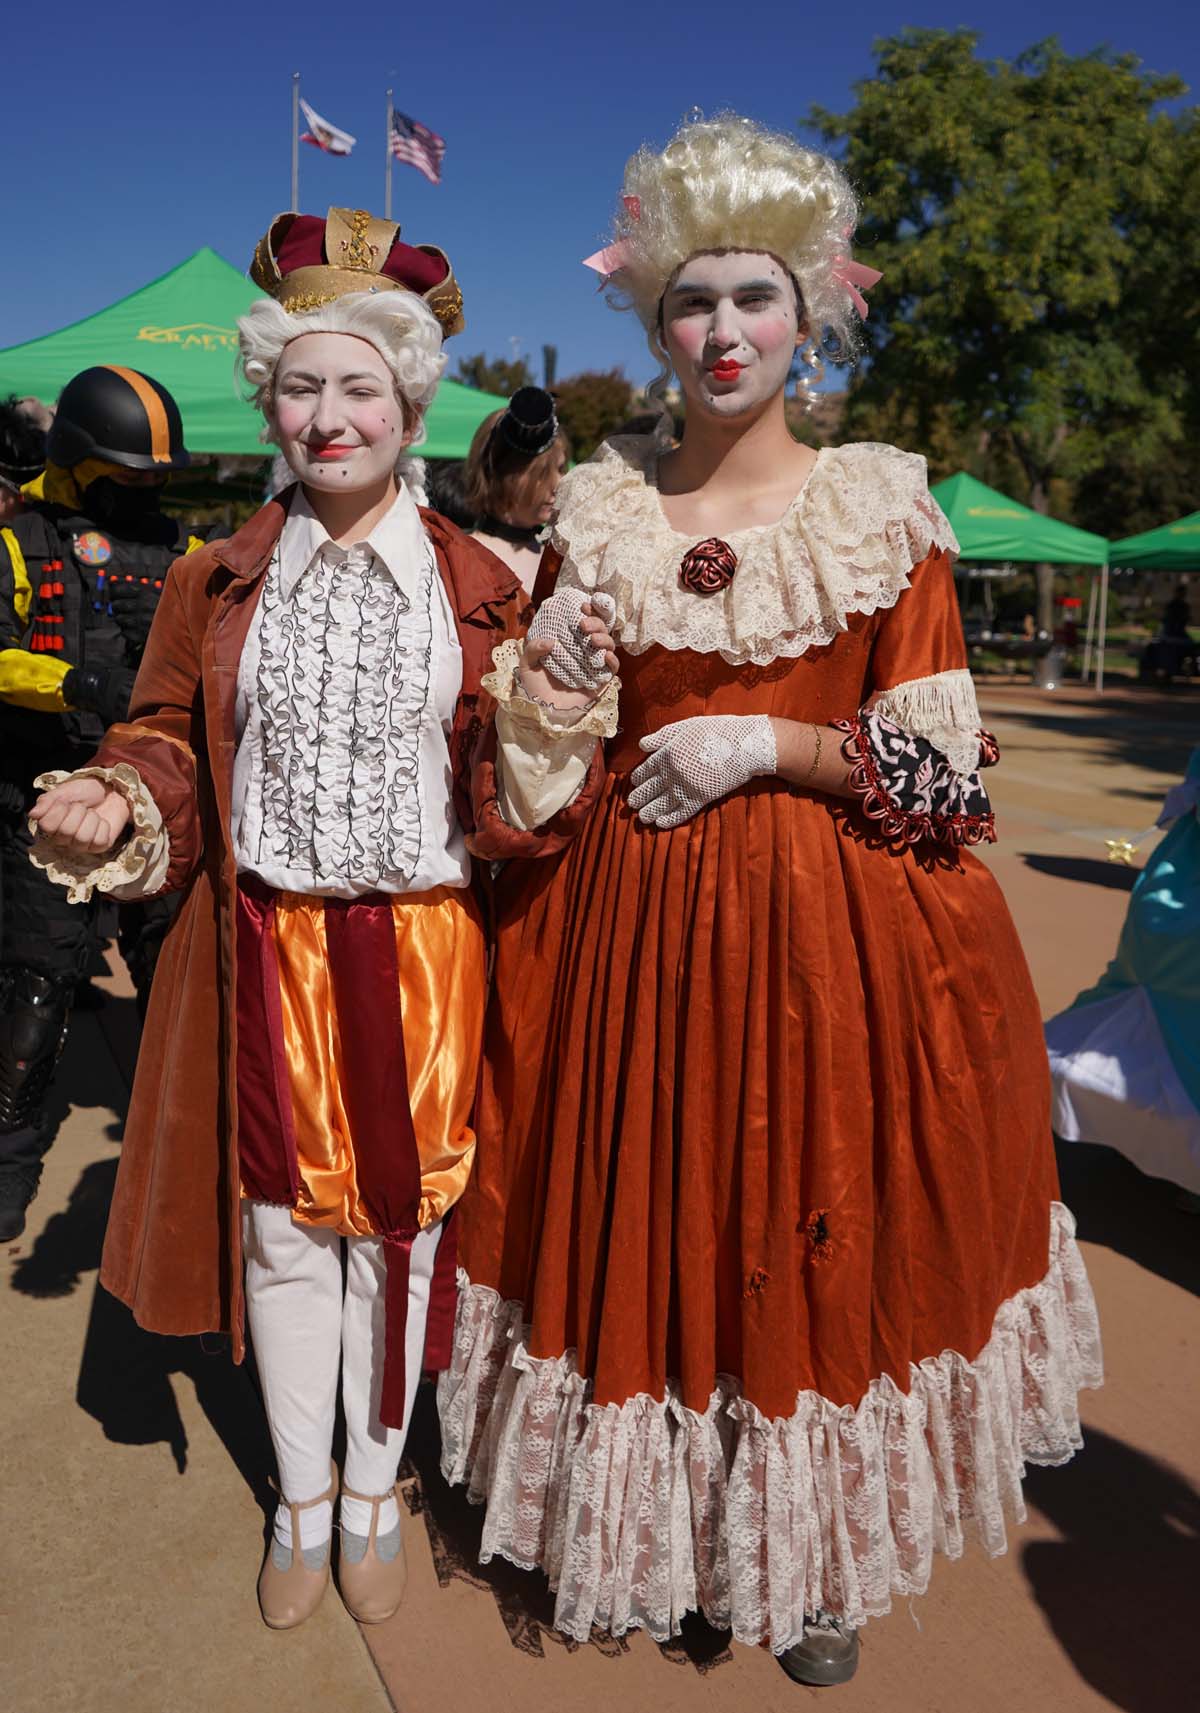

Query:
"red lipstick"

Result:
[[710, 360, 742, 381], [311, 444, 356, 460]]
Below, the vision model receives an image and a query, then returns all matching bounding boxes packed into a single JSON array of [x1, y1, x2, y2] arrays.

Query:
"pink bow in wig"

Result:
[[582, 195, 641, 282], [831, 253, 883, 319]]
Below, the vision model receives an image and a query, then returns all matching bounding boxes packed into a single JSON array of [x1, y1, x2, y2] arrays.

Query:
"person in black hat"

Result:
[[462, 386, 569, 592], [0, 364, 203, 1240]]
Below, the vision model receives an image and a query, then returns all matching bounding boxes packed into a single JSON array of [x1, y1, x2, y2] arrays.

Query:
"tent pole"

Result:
[[385, 90, 393, 222], [291, 73, 300, 213], [1095, 563, 1110, 694], [1081, 570, 1099, 682]]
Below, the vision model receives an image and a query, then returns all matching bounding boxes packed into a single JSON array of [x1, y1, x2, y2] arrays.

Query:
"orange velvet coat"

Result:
[[91, 492, 532, 1363]]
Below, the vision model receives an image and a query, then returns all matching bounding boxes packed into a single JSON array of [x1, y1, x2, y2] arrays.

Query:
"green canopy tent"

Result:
[[930, 471, 1108, 564], [0, 247, 505, 461], [1111, 512, 1200, 571], [930, 471, 1112, 688]]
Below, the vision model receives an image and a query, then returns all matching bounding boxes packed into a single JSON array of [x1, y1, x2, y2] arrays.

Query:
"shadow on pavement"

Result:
[[986, 705, 1192, 779], [1023, 1427, 1198, 1713], [9, 1154, 276, 1518], [1020, 853, 1139, 891], [1054, 1138, 1199, 1298], [399, 1384, 736, 1675]]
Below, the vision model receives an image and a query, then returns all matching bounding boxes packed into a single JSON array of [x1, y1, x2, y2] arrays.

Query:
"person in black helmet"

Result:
[[0, 364, 202, 1240]]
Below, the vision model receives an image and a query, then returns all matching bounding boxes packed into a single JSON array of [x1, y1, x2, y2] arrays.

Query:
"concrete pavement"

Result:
[[2, 683, 1196, 1713]]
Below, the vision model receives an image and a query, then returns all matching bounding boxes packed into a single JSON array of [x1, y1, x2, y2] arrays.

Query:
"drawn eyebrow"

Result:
[[669, 278, 782, 295], [278, 370, 383, 384]]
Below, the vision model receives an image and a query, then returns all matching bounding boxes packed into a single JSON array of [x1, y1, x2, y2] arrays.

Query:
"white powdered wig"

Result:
[[605, 113, 862, 377], [238, 288, 445, 485]]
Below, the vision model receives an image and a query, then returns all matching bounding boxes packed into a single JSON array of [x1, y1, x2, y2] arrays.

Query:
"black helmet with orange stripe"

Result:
[[47, 365, 190, 472]]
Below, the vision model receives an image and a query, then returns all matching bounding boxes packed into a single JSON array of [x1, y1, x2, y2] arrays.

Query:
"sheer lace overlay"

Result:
[[549, 436, 959, 669], [437, 1202, 1101, 1652]]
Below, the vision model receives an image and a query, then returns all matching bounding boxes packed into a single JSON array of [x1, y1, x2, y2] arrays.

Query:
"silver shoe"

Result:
[[778, 1613, 860, 1687]]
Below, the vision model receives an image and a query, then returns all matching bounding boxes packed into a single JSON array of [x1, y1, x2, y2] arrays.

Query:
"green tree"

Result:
[[454, 352, 533, 396], [809, 31, 1192, 625], [553, 369, 635, 461]]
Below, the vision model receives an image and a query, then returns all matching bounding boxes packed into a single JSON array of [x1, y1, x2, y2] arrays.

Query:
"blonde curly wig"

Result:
[[604, 113, 862, 376]]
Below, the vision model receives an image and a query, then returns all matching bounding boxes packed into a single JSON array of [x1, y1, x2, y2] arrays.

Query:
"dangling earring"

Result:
[[794, 338, 824, 409]]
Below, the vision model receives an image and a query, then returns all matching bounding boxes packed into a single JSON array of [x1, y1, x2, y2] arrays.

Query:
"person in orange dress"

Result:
[[436, 117, 1102, 1688]]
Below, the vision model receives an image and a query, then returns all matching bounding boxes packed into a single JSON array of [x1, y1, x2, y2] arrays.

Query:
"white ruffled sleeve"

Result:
[[483, 639, 619, 832], [28, 764, 170, 904]]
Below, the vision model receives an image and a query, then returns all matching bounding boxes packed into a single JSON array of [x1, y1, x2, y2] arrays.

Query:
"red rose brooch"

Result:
[[679, 537, 738, 595]]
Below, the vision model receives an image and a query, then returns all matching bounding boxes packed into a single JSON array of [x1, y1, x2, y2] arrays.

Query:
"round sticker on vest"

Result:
[[73, 530, 113, 567]]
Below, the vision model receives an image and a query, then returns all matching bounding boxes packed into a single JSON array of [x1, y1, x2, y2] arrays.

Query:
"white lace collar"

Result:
[[549, 435, 959, 668]]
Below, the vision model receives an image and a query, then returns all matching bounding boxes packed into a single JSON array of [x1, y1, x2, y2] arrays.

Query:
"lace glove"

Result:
[[627, 714, 777, 829], [526, 588, 617, 693]]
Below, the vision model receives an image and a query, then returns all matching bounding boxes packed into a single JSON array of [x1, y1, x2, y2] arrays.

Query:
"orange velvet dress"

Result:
[[437, 438, 1102, 1652]]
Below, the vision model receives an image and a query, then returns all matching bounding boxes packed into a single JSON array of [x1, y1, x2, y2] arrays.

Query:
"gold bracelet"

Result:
[[801, 723, 823, 786]]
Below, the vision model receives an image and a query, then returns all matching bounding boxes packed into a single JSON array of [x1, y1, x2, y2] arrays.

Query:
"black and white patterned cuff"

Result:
[[834, 710, 998, 847]]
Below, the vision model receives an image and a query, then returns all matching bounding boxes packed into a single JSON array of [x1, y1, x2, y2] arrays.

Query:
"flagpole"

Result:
[[290, 72, 300, 212], [385, 89, 394, 221]]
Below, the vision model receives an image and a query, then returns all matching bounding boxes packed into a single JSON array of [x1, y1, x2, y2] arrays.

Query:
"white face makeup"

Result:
[[661, 251, 804, 420], [273, 332, 408, 492]]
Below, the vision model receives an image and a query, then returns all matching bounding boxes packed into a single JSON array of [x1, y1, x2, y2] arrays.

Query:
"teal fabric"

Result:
[[1071, 747, 1200, 1111]]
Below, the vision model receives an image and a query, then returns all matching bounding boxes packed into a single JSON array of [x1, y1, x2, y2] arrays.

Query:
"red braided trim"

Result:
[[833, 717, 997, 848]]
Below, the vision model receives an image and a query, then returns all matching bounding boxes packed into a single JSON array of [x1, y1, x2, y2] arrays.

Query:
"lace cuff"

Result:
[[28, 764, 170, 903], [870, 669, 983, 777], [835, 711, 997, 848], [484, 638, 619, 831]]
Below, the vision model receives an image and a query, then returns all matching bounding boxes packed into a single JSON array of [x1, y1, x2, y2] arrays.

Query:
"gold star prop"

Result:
[[1104, 837, 1139, 865]]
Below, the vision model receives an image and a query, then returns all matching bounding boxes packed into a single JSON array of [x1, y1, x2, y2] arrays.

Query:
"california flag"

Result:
[[300, 98, 356, 156]]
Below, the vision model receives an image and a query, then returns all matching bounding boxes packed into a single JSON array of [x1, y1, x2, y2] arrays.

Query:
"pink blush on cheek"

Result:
[[749, 310, 797, 354]]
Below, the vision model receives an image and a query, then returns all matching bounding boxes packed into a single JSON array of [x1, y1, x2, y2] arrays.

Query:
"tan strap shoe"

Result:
[[257, 1463, 337, 1631], [337, 1482, 408, 1624]]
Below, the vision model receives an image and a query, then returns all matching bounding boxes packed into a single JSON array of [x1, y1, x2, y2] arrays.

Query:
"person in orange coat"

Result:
[[27, 207, 615, 1633], [436, 117, 1102, 1687]]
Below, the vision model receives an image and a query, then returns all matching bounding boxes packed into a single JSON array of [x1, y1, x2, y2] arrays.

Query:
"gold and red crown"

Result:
[[250, 206, 464, 337]]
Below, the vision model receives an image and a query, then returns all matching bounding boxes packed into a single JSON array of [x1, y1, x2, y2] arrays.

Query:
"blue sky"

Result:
[[5, 1, 1195, 391]]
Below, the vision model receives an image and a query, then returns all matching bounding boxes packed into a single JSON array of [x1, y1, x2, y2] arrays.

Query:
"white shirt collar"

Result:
[[277, 483, 428, 602]]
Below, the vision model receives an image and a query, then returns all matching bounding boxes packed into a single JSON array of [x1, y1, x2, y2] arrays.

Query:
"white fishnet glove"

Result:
[[627, 714, 777, 828], [526, 588, 618, 692]]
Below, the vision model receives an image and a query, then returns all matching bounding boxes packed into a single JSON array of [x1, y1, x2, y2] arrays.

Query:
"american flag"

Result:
[[389, 110, 445, 184]]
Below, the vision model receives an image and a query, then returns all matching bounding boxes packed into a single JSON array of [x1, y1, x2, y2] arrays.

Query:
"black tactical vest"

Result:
[[3, 502, 191, 757]]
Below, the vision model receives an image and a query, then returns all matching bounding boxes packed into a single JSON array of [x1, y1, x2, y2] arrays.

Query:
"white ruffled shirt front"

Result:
[[230, 485, 468, 897]]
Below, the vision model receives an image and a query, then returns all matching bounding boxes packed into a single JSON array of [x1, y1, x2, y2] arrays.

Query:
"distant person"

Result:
[[0, 365, 201, 1240], [463, 387, 569, 594], [0, 395, 47, 522], [1162, 584, 1192, 640], [1141, 584, 1196, 680]]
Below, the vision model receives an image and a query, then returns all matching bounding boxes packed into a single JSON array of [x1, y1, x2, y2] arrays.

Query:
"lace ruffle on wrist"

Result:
[[836, 711, 997, 847], [437, 1203, 1101, 1652], [484, 638, 620, 741], [548, 436, 959, 668], [28, 763, 166, 904]]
